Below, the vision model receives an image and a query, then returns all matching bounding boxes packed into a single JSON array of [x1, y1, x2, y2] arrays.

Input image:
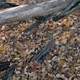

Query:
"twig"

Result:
[[0, 61, 10, 71], [2, 64, 15, 80], [34, 39, 55, 64]]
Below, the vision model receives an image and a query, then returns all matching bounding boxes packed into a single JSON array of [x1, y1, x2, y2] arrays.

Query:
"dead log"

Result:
[[0, 0, 79, 24]]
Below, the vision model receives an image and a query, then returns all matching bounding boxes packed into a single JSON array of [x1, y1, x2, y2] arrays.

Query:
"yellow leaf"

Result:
[[0, 45, 5, 53]]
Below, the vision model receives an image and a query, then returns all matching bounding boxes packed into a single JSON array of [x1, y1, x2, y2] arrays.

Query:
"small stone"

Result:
[[1, 37, 6, 40], [1, 25, 6, 30]]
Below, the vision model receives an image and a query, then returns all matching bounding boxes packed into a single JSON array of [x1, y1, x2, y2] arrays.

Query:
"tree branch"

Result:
[[0, 0, 77, 24], [0, 0, 79, 25]]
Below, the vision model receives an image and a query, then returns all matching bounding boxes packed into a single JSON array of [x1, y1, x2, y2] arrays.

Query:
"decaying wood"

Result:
[[0, 0, 80, 24]]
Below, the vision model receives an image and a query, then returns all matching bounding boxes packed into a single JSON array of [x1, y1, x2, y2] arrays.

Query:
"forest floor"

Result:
[[0, 11, 80, 80]]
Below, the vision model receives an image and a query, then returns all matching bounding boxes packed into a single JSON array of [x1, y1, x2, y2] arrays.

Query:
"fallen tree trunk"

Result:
[[0, 0, 79, 24]]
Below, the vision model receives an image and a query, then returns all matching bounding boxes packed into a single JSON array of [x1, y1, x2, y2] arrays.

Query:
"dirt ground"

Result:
[[0, 11, 80, 80], [0, 0, 80, 80]]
